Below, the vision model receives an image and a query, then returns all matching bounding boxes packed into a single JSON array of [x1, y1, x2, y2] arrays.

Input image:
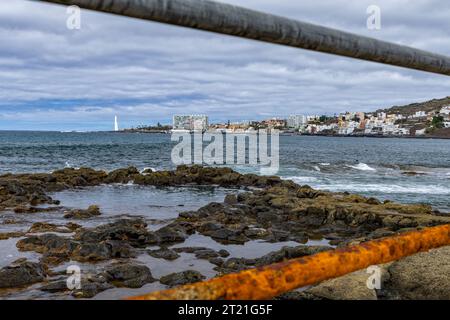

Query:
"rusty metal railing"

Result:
[[35, 0, 450, 76], [128, 224, 450, 300]]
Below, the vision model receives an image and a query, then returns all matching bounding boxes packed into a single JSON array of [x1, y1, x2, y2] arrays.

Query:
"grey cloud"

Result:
[[1, 0, 450, 130]]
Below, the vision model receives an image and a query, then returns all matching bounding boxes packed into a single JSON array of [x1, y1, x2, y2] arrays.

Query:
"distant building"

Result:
[[287, 115, 307, 128], [173, 115, 208, 131], [377, 112, 387, 120], [307, 115, 320, 122], [440, 106, 450, 115], [412, 111, 427, 118], [415, 128, 427, 136]]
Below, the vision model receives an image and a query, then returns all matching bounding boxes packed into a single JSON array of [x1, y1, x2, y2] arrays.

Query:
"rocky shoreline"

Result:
[[0, 165, 449, 300]]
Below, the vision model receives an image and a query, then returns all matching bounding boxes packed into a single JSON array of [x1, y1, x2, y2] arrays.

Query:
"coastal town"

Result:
[[129, 104, 450, 138]]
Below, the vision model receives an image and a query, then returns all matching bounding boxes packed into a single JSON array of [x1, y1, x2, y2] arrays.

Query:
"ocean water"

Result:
[[0, 131, 449, 212]]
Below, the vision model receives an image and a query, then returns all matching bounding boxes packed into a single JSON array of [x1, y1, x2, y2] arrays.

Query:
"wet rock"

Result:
[[75, 218, 156, 247], [72, 274, 113, 298], [256, 212, 280, 226], [63, 205, 101, 219], [148, 248, 180, 261], [218, 249, 230, 258], [72, 240, 136, 262], [105, 167, 140, 184], [0, 259, 47, 288], [173, 246, 228, 259], [194, 249, 220, 259], [104, 262, 155, 288], [244, 227, 270, 239], [217, 245, 331, 274], [154, 226, 187, 244], [366, 197, 381, 205], [28, 222, 72, 233], [208, 257, 224, 266], [17, 233, 78, 256], [206, 227, 248, 244], [40, 280, 69, 293], [402, 171, 426, 176], [159, 270, 205, 287], [0, 231, 25, 240], [71, 242, 114, 262], [17, 232, 136, 265], [14, 206, 41, 214], [224, 194, 238, 205], [51, 167, 108, 187]]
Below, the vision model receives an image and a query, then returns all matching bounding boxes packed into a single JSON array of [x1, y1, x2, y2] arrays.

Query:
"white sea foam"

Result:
[[283, 176, 319, 184], [64, 161, 79, 170], [319, 163, 330, 166], [319, 183, 450, 195], [141, 167, 157, 174], [312, 165, 321, 172], [346, 163, 376, 171]]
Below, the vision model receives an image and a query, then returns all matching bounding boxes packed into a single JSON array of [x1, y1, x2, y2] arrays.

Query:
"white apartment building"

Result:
[[287, 115, 307, 128], [440, 106, 450, 115], [412, 111, 427, 118]]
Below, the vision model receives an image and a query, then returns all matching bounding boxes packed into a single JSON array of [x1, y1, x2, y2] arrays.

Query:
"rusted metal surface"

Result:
[[36, 0, 450, 76], [128, 224, 450, 300]]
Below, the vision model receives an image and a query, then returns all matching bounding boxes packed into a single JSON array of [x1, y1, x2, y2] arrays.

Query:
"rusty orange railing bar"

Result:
[[128, 224, 450, 300]]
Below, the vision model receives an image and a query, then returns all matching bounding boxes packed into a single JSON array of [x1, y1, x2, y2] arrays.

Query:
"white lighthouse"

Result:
[[114, 116, 119, 132]]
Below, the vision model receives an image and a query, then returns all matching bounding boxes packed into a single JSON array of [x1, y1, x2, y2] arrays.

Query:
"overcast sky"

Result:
[[1, 0, 450, 131]]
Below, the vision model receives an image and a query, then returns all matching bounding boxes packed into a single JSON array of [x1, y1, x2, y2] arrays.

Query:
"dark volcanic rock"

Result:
[[40, 280, 70, 293], [28, 222, 74, 233], [148, 248, 180, 261], [224, 194, 238, 205], [154, 226, 187, 244], [105, 167, 140, 184], [217, 245, 332, 274], [0, 259, 47, 288], [0, 231, 25, 240], [75, 218, 156, 247], [63, 205, 101, 219], [159, 270, 205, 287], [72, 275, 113, 298], [207, 227, 248, 244], [173, 246, 229, 259], [104, 262, 155, 288], [17, 231, 136, 265]]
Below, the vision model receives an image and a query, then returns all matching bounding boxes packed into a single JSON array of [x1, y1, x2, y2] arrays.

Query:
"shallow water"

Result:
[[0, 183, 331, 299]]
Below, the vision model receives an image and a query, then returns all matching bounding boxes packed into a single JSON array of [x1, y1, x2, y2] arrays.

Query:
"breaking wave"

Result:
[[346, 163, 376, 171]]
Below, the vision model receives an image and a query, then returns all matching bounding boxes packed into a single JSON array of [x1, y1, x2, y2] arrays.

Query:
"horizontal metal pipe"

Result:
[[35, 0, 450, 76], [127, 224, 450, 300]]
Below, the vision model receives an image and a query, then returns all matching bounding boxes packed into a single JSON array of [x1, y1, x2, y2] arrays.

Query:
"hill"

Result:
[[377, 96, 450, 116]]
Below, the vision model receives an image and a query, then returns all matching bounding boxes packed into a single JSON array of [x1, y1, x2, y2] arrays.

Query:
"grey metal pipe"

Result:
[[36, 0, 450, 76]]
